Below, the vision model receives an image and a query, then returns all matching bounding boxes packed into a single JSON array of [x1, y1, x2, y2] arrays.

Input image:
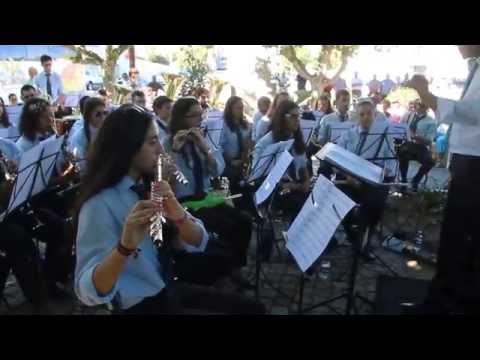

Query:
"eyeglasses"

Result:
[[94, 111, 109, 117]]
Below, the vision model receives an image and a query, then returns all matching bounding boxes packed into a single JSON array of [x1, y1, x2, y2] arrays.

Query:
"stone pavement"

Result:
[[0, 163, 448, 315]]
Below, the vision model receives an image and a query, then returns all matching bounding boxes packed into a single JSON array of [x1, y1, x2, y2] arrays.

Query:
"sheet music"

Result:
[[300, 119, 315, 145], [316, 142, 384, 185], [248, 139, 294, 182], [201, 116, 224, 150], [254, 150, 293, 206], [286, 175, 356, 272], [7, 136, 63, 213], [6, 106, 23, 127], [329, 123, 355, 143], [31, 136, 63, 197]]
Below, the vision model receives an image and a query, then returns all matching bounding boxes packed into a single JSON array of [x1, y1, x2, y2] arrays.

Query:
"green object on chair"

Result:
[[181, 192, 227, 211]]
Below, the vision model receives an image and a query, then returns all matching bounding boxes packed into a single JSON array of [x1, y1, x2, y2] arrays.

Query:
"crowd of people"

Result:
[[1, 45, 479, 315]]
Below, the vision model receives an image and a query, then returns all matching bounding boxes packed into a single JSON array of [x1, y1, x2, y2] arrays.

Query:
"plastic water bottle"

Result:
[[413, 231, 424, 253]]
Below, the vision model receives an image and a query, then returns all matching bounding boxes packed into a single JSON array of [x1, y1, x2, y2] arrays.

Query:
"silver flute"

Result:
[[150, 156, 166, 247]]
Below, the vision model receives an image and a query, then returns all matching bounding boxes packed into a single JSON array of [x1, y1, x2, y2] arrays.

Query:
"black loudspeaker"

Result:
[[375, 275, 431, 315]]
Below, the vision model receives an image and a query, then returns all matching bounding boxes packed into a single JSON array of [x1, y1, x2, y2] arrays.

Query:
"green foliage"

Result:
[[173, 46, 212, 96], [145, 46, 170, 65], [162, 73, 185, 100]]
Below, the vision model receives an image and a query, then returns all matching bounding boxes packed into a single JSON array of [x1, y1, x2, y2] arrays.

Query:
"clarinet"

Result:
[[150, 156, 166, 247]]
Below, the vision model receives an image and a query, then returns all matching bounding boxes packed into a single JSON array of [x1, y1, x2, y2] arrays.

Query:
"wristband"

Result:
[[116, 242, 140, 258]]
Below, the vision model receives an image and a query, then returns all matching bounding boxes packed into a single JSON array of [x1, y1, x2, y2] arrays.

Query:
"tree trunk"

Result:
[[128, 46, 136, 70], [104, 46, 117, 100]]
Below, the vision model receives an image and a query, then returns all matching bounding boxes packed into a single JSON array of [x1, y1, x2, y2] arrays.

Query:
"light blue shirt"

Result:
[[374, 110, 388, 124], [154, 116, 170, 142], [67, 126, 90, 173], [70, 116, 84, 140], [315, 111, 355, 144], [0, 137, 23, 163], [16, 134, 40, 152], [162, 138, 225, 199], [251, 111, 265, 142], [253, 131, 307, 181], [254, 115, 271, 142], [220, 121, 251, 160], [75, 175, 209, 310], [409, 114, 438, 143], [338, 122, 396, 176], [34, 71, 64, 103]]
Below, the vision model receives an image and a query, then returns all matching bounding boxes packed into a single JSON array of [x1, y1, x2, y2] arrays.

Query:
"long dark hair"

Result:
[[315, 94, 334, 114], [267, 91, 289, 118], [0, 97, 11, 128], [82, 97, 106, 144], [271, 100, 306, 154], [169, 97, 199, 138], [75, 105, 154, 218], [19, 98, 51, 141], [223, 96, 248, 130]]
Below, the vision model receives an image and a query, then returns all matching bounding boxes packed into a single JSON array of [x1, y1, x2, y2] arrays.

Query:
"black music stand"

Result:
[[249, 149, 294, 300], [295, 204, 374, 315], [4, 142, 62, 220], [293, 144, 390, 314]]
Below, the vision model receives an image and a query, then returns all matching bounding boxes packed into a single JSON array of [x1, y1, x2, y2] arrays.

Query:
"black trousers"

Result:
[[124, 281, 266, 315], [338, 180, 391, 245], [426, 154, 480, 314], [398, 141, 434, 184], [189, 203, 252, 268], [12, 209, 74, 284], [0, 220, 48, 306]]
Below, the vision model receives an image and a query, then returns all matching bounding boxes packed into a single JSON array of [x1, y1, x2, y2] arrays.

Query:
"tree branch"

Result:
[[279, 45, 315, 81], [62, 45, 104, 65]]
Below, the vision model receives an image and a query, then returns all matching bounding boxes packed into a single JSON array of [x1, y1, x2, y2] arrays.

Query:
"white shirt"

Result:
[[435, 58, 480, 157], [34, 71, 65, 103]]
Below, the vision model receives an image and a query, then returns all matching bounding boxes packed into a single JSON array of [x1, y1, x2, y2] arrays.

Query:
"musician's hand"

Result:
[[151, 180, 185, 222], [281, 182, 299, 193], [5, 160, 17, 176], [407, 75, 429, 97], [189, 128, 210, 154], [121, 200, 161, 250], [346, 176, 361, 188], [172, 130, 189, 151]]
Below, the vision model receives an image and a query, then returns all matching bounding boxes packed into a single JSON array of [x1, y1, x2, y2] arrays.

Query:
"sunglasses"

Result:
[[286, 113, 300, 119], [186, 112, 203, 118]]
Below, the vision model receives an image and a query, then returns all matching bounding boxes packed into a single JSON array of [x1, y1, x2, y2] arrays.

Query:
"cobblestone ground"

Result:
[[0, 163, 446, 315]]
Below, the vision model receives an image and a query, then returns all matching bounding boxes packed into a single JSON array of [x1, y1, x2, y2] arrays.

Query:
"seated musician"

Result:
[[398, 100, 437, 190], [254, 92, 290, 143], [253, 100, 311, 219], [69, 95, 91, 139], [313, 89, 355, 177], [163, 97, 253, 289], [68, 97, 108, 173], [0, 97, 18, 137], [152, 96, 173, 141], [337, 98, 396, 259], [16, 98, 57, 152], [74, 105, 264, 314], [0, 139, 70, 308], [219, 96, 252, 211], [0, 151, 49, 311]]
